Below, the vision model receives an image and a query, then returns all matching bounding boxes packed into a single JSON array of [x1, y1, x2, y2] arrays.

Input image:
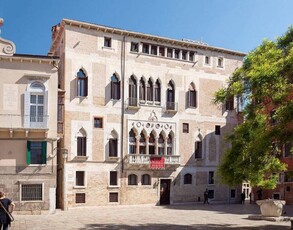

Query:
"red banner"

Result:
[[150, 157, 165, 169]]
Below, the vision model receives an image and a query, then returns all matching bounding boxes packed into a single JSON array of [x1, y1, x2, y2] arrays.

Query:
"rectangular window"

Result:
[[26, 141, 47, 165], [21, 184, 43, 201], [151, 45, 157, 55], [104, 37, 112, 47], [182, 50, 187, 60], [130, 42, 139, 52], [205, 56, 210, 65], [109, 139, 118, 157], [76, 171, 85, 186], [167, 48, 172, 58], [189, 52, 194, 61], [77, 137, 87, 156], [284, 142, 293, 157], [285, 171, 293, 182], [142, 44, 149, 54], [208, 171, 214, 184], [109, 192, 118, 202], [174, 49, 179, 59], [76, 193, 86, 203], [217, 57, 224, 67], [183, 123, 189, 133], [208, 189, 214, 199], [159, 47, 165, 56], [94, 117, 103, 128], [215, 125, 221, 135], [230, 189, 236, 198], [225, 96, 234, 110], [110, 171, 118, 186]]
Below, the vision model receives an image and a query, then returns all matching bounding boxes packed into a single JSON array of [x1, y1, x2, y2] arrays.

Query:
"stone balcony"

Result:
[[124, 154, 180, 170]]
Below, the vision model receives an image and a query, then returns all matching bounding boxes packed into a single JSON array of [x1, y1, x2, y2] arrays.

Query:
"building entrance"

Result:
[[160, 179, 171, 205]]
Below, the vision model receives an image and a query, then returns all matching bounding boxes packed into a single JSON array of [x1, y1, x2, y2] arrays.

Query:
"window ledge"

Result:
[[74, 186, 86, 189], [73, 156, 89, 161], [107, 185, 120, 189], [102, 46, 115, 51]]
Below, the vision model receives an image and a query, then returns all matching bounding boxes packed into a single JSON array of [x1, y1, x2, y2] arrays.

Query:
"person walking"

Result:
[[203, 188, 209, 204], [0, 192, 15, 230]]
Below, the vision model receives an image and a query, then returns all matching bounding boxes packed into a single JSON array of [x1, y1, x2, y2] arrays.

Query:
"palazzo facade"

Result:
[[50, 19, 245, 208]]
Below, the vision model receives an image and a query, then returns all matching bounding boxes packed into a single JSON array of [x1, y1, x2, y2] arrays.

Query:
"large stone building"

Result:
[[49, 19, 245, 208], [0, 24, 59, 213]]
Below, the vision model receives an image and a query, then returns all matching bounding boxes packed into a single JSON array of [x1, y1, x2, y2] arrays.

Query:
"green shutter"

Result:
[[26, 141, 31, 165], [42, 141, 47, 164]]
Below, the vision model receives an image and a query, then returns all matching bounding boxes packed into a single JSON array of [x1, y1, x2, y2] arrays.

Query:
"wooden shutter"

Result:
[[26, 141, 31, 165], [23, 91, 31, 128], [42, 141, 47, 164]]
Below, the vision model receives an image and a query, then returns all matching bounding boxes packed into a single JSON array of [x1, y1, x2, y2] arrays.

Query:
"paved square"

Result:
[[10, 203, 292, 229]]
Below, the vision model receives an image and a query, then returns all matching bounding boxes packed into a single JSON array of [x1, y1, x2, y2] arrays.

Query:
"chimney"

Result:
[[51, 23, 61, 41]]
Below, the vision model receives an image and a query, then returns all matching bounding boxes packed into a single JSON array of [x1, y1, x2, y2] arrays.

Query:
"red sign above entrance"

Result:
[[150, 157, 165, 169]]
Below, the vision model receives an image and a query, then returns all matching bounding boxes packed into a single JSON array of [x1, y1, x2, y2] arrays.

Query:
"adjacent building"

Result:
[[49, 19, 245, 208], [0, 29, 59, 213]]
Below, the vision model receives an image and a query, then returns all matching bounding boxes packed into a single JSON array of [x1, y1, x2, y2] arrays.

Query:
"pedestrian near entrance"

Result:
[[203, 188, 209, 204], [241, 190, 245, 204], [0, 192, 15, 230]]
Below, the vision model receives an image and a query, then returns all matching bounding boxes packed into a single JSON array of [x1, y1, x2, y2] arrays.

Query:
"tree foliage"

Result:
[[214, 27, 293, 189]]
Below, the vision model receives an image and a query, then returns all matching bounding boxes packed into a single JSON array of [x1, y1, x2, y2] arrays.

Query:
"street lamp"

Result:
[[62, 149, 68, 210]]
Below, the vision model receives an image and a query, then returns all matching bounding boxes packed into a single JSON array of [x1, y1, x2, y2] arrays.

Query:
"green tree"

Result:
[[214, 27, 293, 189]]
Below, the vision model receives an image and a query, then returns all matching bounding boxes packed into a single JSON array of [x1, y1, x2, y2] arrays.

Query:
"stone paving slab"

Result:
[[9, 203, 293, 229]]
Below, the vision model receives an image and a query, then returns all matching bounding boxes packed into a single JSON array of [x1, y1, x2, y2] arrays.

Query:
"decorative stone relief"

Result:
[[148, 110, 158, 121], [0, 18, 16, 56]]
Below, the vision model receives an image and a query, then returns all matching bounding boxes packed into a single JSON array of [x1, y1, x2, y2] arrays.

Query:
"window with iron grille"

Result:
[[21, 184, 43, 201], [109, 192, 118, 202], [75, 193, 86, 203]]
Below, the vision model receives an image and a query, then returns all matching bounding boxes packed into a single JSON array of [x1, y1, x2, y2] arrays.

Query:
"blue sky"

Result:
[[1, 0, 293, 55]]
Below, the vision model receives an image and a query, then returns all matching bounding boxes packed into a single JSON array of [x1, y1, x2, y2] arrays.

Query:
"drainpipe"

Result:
[[120, 35, 126, 173]]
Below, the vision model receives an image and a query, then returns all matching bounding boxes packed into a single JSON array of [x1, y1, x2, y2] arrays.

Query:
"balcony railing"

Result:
[[125, 154, 180, 165], [0, 114, 48, 129]]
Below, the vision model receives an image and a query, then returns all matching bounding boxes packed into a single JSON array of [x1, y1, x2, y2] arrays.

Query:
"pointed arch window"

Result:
[[195, 141, 202, 159], [139, 132, 146, 155], [147, 79, 153, 101], [77, 69, 88, 97], [188, 83, 197, 108], [111, 74, 120, 100], [139, 78, 146, 101], [77, 128, 87, 157], [129, 129, 137, 154], [167, 81, 175, 110], [158, 133, 165, 155], [154, 80, 161, 103], [167, 134, 173, 155], [129, 75, 137, 106], [149, 133, 155, 155]]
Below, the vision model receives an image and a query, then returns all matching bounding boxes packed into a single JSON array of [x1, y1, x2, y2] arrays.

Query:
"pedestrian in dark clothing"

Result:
[[257, 189, 263, 200], [0, 191, 15, 230], [241, 190, 246, 204], [203, 189, 209, 204]]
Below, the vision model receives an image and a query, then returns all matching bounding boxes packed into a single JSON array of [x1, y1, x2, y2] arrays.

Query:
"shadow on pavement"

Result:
[[82, 223, 289, 230]]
